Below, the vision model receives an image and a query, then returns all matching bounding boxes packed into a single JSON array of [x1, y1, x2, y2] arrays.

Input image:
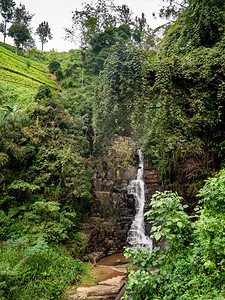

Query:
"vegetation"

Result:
[[8, 23, 30, 53], [65, 0, 148, 47], [36, 21, 53, 51], [0, 45, 60, 90], [0, 0, 16, 45], [0, 0, 225, 298], [7, 3, 33, 54], [0, 40, 93, 298], [123, 174, 225, 299], [0, 238, 85, 299]]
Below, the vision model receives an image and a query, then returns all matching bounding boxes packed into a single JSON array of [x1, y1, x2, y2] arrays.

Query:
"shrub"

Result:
[[0, 237, 85, 299], [124, 179, 225, 299], [34, 84, 52, 100], [70, 232, 89, 259], [48, 60, 61, 74], [55, 69, 64, 81]]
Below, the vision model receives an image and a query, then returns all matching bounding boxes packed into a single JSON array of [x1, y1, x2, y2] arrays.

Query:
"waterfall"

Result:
[[127, 149, 153, 250]]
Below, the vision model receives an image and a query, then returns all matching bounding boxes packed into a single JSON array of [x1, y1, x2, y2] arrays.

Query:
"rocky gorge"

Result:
[[80, 136, 161, 261]]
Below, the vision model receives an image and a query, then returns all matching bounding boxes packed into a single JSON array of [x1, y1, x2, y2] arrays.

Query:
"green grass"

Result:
[[0, 45, 60, 91]]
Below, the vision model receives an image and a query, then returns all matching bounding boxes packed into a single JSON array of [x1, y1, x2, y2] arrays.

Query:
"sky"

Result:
[[7, 0, 167, 52]]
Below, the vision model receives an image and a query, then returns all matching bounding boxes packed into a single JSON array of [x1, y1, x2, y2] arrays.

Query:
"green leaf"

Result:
[[154, 232, 162, 241], [151, 226, 158, 232], [177, 221, 183, 228]]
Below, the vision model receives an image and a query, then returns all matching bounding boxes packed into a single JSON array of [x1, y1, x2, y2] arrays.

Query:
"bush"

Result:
[[70, 232, 89, 259], [55, 69, 64, 81], [48, 60, 61, 74], [0, 237, 84, 299], [124, 181, 225, 299], [34, 84, 52, 100]]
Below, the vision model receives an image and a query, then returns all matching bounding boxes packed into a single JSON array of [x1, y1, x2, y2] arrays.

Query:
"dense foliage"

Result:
[[1, 0, 225, 298], [124, 171, 225, 299], [92, 0, 225, 199], [0, 52, 93, 297], [93, 44, 148, 142], [0, 238, 84, 299]]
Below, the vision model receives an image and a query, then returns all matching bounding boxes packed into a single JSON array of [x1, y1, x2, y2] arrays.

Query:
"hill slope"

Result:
[[0, 46, 60, 91]]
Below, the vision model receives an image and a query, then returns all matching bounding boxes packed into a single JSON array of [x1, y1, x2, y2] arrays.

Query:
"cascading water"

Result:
[[127, 149, 153, 250]]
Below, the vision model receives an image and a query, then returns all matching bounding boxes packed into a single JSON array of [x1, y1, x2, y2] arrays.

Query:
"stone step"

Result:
[[67, 262, 129, 300], [68, 281, 124, 299]]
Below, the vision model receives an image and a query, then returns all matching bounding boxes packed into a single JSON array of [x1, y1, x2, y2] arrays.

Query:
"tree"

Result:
[[65, 0, 149, 49], [8, 3, 34, 54], [65, 0, 115, 47], [0, 0, 15, 45], [8, 24, 30, 54], [133, 13, 147, 45], [0, 21, 4, 35], [36, 21, 53, 51], [13, 3, 33, 26], [93, 44, 147, 141], [116, 4, 133, 25]]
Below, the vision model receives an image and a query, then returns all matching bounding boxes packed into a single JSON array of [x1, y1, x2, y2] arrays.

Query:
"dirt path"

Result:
[[68, 253, 131, 300], [46, 67, 65, 91]]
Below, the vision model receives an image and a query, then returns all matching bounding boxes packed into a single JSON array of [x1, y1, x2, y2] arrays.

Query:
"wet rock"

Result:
[[81, 136, 161, 256], [88, 252, 105, 263]]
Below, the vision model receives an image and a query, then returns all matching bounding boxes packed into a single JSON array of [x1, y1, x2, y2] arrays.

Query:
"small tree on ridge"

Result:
[[36, 21, 53, 51]]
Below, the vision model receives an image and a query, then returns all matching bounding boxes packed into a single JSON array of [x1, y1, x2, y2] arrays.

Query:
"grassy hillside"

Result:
[[0, 45, 60, 91]]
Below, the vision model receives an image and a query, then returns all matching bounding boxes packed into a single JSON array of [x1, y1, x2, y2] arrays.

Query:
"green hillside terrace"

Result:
[[0, 46, 60, 91]]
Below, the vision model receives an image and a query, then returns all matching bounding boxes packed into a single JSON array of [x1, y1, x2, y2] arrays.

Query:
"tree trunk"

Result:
[[3, 21, 6, 46], [42, 42, 43, 51], [15, 42, 19, 55]]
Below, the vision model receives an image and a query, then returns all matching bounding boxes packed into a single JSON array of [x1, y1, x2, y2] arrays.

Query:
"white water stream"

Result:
[[127, 149, 153, 250]]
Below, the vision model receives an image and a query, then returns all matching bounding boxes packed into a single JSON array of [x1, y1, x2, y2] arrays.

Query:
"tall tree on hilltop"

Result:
[[8, 23, 30, 54], [0, 0, 15, 45], [36, 21, 53, 51], [13, 3, 33, 26], [8, 3, 34, 54], [0, 21, 4, 36]]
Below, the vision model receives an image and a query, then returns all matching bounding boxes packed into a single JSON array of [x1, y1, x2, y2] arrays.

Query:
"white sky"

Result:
[[6, 0, 167, 52]]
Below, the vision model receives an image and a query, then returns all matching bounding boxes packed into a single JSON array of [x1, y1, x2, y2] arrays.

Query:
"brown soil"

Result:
[[46, 67, 65, 90], [90, 266, 124, 283], [83, 253, 130, 287]]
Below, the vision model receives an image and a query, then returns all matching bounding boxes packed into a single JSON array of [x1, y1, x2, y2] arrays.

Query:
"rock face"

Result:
[[80, 136, 161, 259]]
